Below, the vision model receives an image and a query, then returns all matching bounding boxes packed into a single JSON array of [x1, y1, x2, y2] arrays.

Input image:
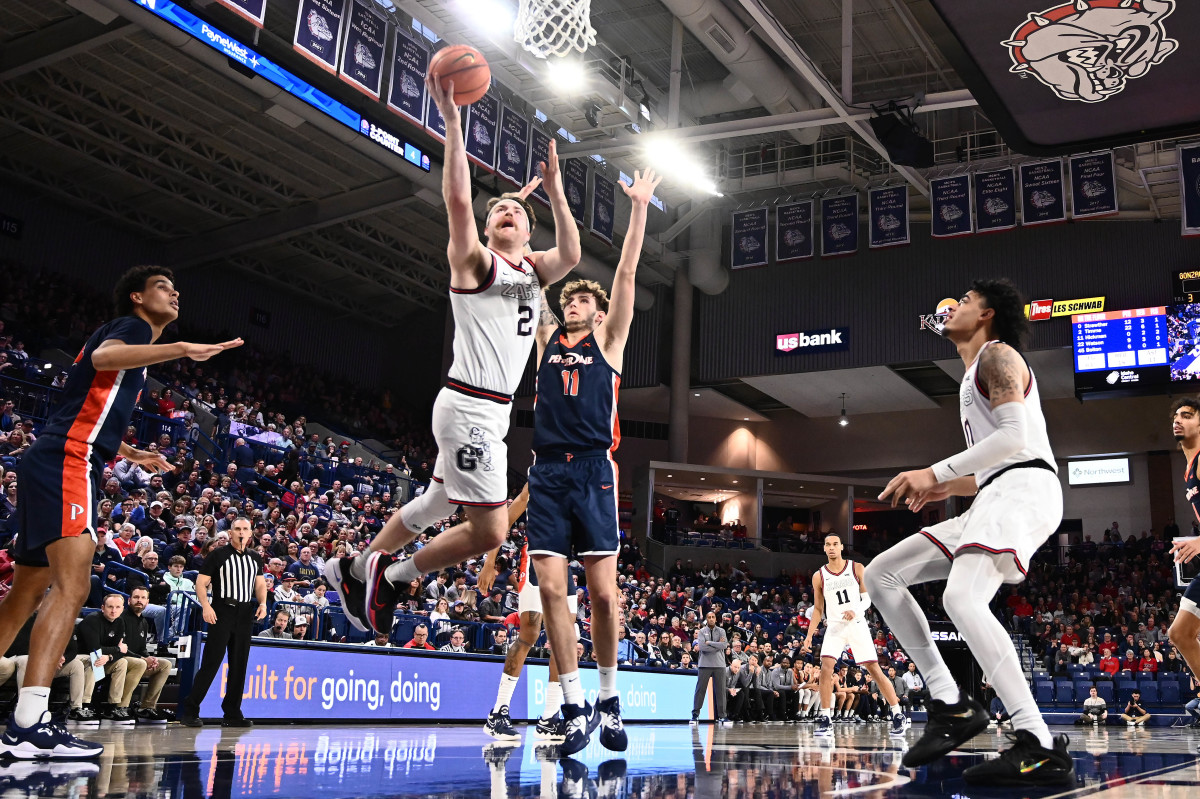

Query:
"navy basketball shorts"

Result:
[[1181, 574, 1200, 620], [526, 453, 619, 559], [13, 435, 101, 567]]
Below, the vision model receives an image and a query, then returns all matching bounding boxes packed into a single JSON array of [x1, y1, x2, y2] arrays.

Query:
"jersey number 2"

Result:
[[835, 589, 851, 605], [561, 369, 579, 396], [517, 306, 533, 336]]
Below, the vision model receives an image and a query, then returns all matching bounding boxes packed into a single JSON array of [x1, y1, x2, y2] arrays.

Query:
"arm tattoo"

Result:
[[539, 299, 560, 329], [979, 344, 1026, 404]]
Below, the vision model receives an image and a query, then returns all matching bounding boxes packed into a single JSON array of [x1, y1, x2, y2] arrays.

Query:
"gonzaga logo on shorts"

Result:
[[1003, 0, 1178, 103]]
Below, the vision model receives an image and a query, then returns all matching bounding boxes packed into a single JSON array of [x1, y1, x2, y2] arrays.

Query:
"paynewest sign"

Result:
[[1025, 296, 1105, 321]]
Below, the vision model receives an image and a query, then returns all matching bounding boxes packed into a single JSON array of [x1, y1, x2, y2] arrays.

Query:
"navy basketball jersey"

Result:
[[39, 316, 153, 461], [1185, 450, 1200, 522], [532, 328, 620, 457]]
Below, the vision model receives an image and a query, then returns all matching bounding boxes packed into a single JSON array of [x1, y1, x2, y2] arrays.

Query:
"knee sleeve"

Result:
[[401, 479, 450, 533]]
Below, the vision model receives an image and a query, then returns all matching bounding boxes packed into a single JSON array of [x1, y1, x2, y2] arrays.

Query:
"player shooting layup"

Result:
[[801, 532, 909, 737], [325, 66, 582, 632], [866, 280, 1074, 787]]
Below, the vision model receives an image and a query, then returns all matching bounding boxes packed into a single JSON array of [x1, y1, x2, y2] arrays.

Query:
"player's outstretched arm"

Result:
[[530, 140, 582, 283], [425, 72, 488, 283], [91, 338, 243, 372], [601, 169, 662, 350]]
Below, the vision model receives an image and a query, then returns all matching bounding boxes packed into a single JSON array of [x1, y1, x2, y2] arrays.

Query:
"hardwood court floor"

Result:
[[1, 719, 1197, 798]]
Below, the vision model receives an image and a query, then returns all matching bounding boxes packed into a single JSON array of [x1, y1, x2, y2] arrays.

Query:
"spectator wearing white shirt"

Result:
[[439, 629, 469, 653]]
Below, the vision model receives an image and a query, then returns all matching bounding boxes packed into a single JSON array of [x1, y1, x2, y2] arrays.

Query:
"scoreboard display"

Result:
[[1072, 307, 1169, 395]]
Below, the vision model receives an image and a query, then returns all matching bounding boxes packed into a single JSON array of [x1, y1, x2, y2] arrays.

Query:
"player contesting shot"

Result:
[[527, 169, 661, 756], [0, 266, 242, 759], [801, 532, 909, 737], [323, 62, 582, 633], [866, 280, 1075, 787]]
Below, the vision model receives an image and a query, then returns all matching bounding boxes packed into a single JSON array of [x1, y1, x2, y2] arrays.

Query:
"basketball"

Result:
[[428, 44, 490, 106]]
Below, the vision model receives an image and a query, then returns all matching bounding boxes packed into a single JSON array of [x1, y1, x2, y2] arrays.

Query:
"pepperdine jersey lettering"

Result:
[[447, 249, 542, 397], [532, 327, 620, 456]]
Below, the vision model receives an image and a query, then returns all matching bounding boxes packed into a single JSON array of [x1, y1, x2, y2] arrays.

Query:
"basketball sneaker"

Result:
[[363, 551, 402, 635], [961, 730, 1075, 787], [535, 714, 566, 741], [324, 556, 370, 633], [814, 714, 833, 737], [66, 708, 99, 726], [596, 696, 628, 752], [889, 711, 910, 736], [483, 706, 521, 742], [901, 696, 988, 768], [0, 711, 104, 759], [560, 701, 599, 756]]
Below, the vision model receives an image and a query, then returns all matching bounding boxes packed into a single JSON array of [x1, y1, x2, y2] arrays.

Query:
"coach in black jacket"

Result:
[[75, 594, 146, 722]]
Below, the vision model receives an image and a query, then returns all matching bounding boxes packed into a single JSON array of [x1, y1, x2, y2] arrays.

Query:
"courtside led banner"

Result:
[[294, 0, 346, 74], [731, 208, 769, 269], [820, 194, 858, 257], [1070, 151, 1118, 219], [1180, 143, 1200, 237], [930, 175, 973, 238], [496, 106, 530, 187], [387, 28, 427, 127], [974, 168, 1017, 232], [868, 186, 909, 248], [775, 201, 814, 262], [1019, 160, 1066, 226]]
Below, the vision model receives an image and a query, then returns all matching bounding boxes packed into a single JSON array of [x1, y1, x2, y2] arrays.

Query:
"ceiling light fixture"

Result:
[[838, 392, 849, 427]]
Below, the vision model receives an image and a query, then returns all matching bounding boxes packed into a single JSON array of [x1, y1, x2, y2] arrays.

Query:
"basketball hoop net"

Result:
[[514, 0, 596, 58]]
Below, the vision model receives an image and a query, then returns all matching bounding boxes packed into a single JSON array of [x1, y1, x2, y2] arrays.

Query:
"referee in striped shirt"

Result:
[[178, 517, 265, 726]]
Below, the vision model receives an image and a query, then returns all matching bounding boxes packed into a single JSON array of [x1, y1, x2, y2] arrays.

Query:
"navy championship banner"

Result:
[[775, 201, 814, 262], [562, 158, 588, 226], [424, 92, 447, 141], [1181, 143, 1200, 237], [216, 0, 266, 27], [496, 106, 529, 187], [731, 208, 769, 269], [591, 173, 616, 244], [930, 175, 973, 238], [821, 194, 859, 257], [293, 0, 346, 73], [339, 0, 386, 100], [464, 92, 499, 171], [1019, 160, 1066, 226], [1070, 151, 1118, 219], [974, 168, 1017, 233], [387, 27, 427, 127], [527, 127, 552, 207], [868, 186, 909, 248]]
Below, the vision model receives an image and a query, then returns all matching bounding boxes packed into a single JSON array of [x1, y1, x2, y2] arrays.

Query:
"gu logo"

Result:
[[1004, 0, 1178, 103]]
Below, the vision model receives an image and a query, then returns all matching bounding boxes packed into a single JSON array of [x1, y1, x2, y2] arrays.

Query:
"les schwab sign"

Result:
[[1025, 296, 1105, 321], [775, 328, 850, 354]]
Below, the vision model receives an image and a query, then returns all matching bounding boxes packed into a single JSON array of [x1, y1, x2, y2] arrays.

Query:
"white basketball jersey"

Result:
[[960, 340, 1057, 487], [447, 249, 542, 396], [821, 561, 862, 626]]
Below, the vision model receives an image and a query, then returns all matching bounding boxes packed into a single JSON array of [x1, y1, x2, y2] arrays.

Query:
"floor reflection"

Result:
[[0, 722, 1197, 799]]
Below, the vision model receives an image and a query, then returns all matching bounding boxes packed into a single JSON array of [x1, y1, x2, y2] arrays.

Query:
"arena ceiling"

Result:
[[0, 0, 1190, 333]]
